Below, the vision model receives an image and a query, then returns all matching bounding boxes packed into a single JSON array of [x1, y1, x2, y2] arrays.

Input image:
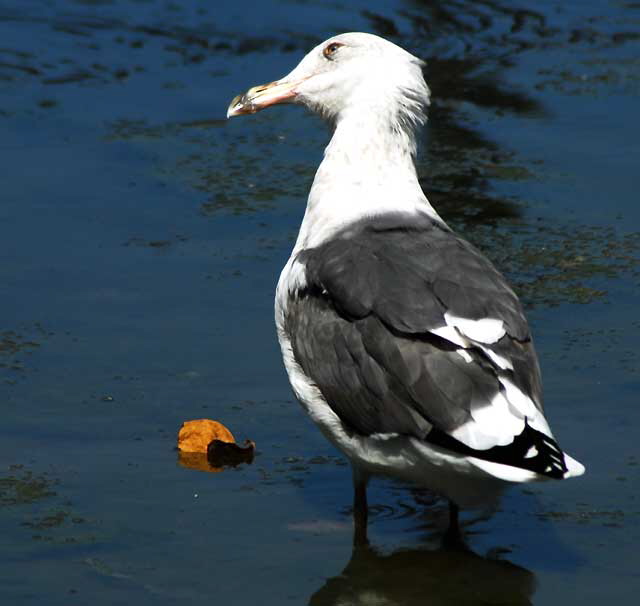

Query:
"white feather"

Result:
[[456, 349, 473, 363], [480, 346, 514, 370], [499, 377, 552, 436], [444, 312, 506, 344], [452, 391, 525, 449], [430, 324, 468, 348]]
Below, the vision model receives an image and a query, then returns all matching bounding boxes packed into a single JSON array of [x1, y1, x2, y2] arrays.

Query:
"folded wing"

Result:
[[284, 213, 570, 478]]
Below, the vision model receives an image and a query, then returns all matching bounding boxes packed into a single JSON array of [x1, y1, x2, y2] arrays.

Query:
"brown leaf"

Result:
[[177, 419, 235, 453]]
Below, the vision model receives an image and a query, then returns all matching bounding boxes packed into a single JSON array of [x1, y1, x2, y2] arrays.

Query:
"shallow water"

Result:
[[1, 1, 639, 604]]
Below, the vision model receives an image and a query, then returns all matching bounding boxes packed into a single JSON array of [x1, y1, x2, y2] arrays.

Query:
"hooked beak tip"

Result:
[[226, 92, 251, 119], [226, 79, 301, 119]]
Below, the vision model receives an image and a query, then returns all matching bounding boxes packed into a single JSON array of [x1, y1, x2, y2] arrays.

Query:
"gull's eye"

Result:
[[323, 42, 344, 60]]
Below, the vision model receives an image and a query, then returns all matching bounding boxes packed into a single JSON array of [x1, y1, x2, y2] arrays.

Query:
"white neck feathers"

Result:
[[294, 99, 441, 252]]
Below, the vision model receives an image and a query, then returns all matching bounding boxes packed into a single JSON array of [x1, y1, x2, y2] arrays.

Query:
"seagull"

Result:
[[227, 32, 584, 541]]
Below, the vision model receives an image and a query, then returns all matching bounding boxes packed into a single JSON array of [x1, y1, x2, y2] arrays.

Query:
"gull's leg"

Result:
[[443, 500, 464, 547], [352, 466, 369, 547], [449, 501, 460, 533]]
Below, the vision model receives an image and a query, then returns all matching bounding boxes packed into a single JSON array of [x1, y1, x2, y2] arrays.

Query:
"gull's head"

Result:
[[227, 32, 430, 128]]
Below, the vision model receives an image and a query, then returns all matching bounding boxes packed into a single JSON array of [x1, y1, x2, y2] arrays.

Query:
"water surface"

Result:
[[1, 1, 639, 604]]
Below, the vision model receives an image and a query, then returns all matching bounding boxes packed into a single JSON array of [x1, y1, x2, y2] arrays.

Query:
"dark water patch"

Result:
[[536, 58, 640, 96], [123, 234, 189, 249], [0, 332, 41, 358], [103, 115, 311, 216], [0, 61, 40, 75], [0, 47, 34, 59], [428, 57, 544, 115], [37, 97, 58, 108], [23, 510, 69, 530], [105, 118, 178, 140], [0, 1, 322, 99], [560, 324, 640, 375], [0, 464, 97, 550], [178, 118, 226, 129], [43, 70, 97, 84], [0, 467, 57, 506], [362, 10, 400, 38], [461, 223, 640, 307], [536, 508, 628, 527], [400, 0, 550, 58], [0, 326, 49, 385]]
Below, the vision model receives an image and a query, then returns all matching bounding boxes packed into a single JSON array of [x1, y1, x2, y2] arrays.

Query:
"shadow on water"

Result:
[[365, 0, 546, 228], [310, 541, 535, 606]]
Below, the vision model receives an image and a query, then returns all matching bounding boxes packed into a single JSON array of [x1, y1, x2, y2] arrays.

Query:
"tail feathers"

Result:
[[428, 419, 585, 482], [562, 452, 585, 479], [469, 450, 584, 483]]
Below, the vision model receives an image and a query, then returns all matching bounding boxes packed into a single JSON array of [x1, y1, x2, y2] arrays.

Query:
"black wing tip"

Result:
[[426, 419, 569, 479]]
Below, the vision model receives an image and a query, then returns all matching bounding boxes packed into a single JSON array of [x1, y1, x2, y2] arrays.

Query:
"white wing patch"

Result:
[[499, 377, 551, 436], [428, 313, 555, 452], [451, 378, 556, 452], [431, 318, 512, 370], [430, 324, 468, 348], [479, 346, 514, 371], [443, 312, 505, 344], [456, 349, 473, 363], [451, 390, 525, 450]]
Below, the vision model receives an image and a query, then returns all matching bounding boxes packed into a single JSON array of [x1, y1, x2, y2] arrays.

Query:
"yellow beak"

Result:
[[226, 79, 301, 118]]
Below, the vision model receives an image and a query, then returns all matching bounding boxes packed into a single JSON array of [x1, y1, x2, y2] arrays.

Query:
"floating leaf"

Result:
[[177, 419, 235, 453], [177, 420, 255, 472]]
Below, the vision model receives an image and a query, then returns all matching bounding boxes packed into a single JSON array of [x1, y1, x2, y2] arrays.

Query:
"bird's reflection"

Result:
[[309, 537, 535, 606]]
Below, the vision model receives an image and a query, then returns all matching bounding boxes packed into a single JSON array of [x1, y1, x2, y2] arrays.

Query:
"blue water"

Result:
[[1, 1, 639, 604]]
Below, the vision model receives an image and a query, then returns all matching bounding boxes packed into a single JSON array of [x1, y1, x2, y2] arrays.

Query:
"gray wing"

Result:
[[285, 213, 567, 477]]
